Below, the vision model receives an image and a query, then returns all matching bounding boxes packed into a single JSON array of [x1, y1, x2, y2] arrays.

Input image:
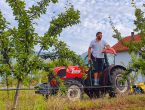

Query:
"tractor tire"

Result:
[[65, 80, 84, 101], [109, 68, 131, 97], [45, 83, 53, 100]]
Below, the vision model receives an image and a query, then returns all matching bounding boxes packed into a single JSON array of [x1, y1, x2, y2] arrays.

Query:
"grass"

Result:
[[0, 88, 145, 110]]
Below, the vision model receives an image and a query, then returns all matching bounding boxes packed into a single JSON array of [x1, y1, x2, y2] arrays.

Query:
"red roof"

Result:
[[111, 34, 144, 52]]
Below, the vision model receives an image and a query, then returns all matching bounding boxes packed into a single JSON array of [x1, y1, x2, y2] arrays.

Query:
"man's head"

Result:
[[96, 32, 102, 40]]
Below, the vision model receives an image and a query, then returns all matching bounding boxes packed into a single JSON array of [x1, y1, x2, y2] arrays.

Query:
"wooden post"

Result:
[[39, 75, 42, 84]]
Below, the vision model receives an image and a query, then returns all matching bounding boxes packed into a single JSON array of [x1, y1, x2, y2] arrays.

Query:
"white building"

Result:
[[112, 32, 144, 83]]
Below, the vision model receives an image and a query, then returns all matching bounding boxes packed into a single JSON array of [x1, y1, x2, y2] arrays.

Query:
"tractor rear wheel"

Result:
[[65, 80, 84, 101], [109, 68, 131, 97]]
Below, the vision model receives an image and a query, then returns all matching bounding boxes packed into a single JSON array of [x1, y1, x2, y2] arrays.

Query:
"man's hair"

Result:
[[96, 32, 102, 36]]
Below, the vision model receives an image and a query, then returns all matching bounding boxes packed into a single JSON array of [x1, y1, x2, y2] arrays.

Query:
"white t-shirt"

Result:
[[89, 39, 109, 58]]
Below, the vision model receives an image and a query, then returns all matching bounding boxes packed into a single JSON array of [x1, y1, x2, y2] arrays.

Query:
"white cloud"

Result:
[[116, 24, 124, 30], [0, 0, 144, 54], [91, 0, 95, 4]]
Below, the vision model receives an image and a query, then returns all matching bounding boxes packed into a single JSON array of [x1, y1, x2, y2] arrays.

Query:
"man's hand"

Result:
[[88, 57, 91, 62], [102, 45, 110, 53], [102, 49, 106, 53]]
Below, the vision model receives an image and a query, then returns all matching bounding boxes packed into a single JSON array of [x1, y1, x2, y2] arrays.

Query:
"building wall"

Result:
[[115, 51, 132, 66], [115, 51, 143, 83]]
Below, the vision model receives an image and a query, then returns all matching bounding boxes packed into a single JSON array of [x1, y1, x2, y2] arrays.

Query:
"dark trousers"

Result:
[[92, 55, 103, 73]]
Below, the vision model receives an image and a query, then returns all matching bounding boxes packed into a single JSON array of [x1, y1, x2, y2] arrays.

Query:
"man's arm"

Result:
[[102, 45, 110, 53], [88, 47, 92, 62], [105, 45, 110, 50]]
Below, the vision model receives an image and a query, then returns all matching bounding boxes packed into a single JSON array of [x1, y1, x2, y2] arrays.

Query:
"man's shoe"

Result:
[[94, 81, 99, 86]]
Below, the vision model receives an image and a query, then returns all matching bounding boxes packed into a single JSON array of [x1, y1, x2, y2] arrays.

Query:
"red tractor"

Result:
[[34, 48, 131, 101]]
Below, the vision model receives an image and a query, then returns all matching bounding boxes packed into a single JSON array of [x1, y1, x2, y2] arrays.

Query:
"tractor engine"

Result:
[[34, 66, 86, 96], [49, 66, 85, 86]]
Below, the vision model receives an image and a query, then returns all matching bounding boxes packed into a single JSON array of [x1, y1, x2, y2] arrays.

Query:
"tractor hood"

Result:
[[53, 66, 84, 79], [54, 66, 84, 74]]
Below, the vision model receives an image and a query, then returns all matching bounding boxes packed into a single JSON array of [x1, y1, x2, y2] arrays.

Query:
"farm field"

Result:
[[0, 88, 145, 110]]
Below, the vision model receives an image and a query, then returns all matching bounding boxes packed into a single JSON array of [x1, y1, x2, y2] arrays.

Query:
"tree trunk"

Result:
[[29, 79, 31, 88], [6, 77, 9, 98], [12, 78, 22, 110]]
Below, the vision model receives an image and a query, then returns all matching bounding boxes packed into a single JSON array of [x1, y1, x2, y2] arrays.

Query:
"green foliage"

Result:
[[0, 74, 17, 87], [0, 101, 4, 110], [0, 0, 87, 84], [0, 0, 88, 109], [22, 58, 74, 87], [22, 76, 32, 87], [120, 54, 142, 85], [108, 0, 145, 84]]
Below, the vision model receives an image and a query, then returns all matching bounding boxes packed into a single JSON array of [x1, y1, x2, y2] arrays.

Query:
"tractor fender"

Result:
[[62, 77, 85, 85], [109, 65, 126, 75], [63, 77, 75, 82], [100, 65, 126, 86]]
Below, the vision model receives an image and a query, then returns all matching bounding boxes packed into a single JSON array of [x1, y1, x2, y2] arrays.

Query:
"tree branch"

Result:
[[1, 39, 14, 73], [28, 0, 58, 19], [24, 45, 44, 78], [29, 2, 45, 19], [13, 0, 23, 16], [0, 70, 15, 73], [37, 46, 44, 58], [6, 26, 18, 38]]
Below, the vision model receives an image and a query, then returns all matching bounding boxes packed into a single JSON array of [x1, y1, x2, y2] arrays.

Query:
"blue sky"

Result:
[[0, 0, 144, 83], [1, 0, 144, 55]]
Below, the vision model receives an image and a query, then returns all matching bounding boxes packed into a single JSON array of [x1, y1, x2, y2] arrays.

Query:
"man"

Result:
[[88, 32, 110, 86]]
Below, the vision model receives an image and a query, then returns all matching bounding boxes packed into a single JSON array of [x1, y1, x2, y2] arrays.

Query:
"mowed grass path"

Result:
[[0, 89, 145, 110]]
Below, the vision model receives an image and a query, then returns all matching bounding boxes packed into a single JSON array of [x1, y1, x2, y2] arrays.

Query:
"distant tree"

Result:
[[1, 74, 16, 97]]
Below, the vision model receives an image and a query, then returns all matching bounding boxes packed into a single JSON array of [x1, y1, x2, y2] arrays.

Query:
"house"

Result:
[[111, 32, 145, 83]]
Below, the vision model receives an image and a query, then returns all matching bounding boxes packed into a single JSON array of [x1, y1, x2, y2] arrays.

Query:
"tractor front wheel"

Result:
[[109, 68, 131, 97], [65, 80, 84, 101]]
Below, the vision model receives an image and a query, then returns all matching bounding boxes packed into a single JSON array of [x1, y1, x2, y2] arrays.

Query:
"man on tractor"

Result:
[[88, 32, 110, 86]]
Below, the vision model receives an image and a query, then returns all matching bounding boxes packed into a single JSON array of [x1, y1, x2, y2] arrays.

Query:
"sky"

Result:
[[1, 0, 144, 55], [0, 0, 145, 83]]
